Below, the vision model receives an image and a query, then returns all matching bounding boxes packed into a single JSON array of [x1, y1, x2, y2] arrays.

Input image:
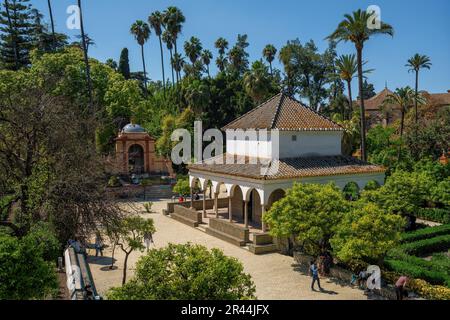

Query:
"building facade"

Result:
[[188, 93, 386, 232]]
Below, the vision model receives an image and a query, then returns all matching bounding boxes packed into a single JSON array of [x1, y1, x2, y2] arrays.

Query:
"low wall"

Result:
[[173, 205, 202, 224], [165, 198, 229, 214]]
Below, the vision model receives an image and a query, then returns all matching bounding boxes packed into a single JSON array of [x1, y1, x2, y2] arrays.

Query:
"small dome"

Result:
[[122, 123, 146, 133]]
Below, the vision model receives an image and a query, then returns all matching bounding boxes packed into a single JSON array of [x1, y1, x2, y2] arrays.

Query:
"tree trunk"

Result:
[[47, 0, 56, 50], [269, 61, 273, 77], [122, 251, 130, 285], [347, 79, 353, 120], [4, 0, 19, 70], [141, 44, 148, 94], [414, 70, 419, 124], [78, 0, 93, 113], [356, 46, 367, 161], [158, 35, 166, 95], [110, 243, 116, 269], [169, 49, 175, 85], [398, 108, 405, 161]]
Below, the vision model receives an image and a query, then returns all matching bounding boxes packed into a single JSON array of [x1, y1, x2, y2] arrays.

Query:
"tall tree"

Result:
[[171, 53, 184, 82], [243, 60, 272, 105], [184, 36, 202, 64], [383, 86, 425, 160], [46, 0, 55, 50], [262, 44, 277, 76], [77, 0, 93, 111], [0, 0, 33, 70], [201, 49, 212, 78], [328, 9, 394, 161], [163, 6, 185, 82], [118, 48, 130, 79], [406, 54, 432, 124], [228, 34, 249, 75], [149, 11, 166, 93], [130, 20, 150, 93], [162, 30, 175, 85], [214, 37, 228, 72]]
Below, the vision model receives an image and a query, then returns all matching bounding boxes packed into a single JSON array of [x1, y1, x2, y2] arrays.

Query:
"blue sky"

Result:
[[30, 0, 450, 94]]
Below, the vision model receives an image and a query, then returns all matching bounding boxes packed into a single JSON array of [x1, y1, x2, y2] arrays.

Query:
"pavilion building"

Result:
[[188, 93, 386, 233]]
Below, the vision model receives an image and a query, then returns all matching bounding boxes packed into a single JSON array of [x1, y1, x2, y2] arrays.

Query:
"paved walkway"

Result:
[[88, 200, 368, 300]]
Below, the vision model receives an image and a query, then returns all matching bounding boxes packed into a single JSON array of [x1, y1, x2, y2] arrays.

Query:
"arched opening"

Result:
[[248, 189, 262, 228], [190, 178, 202, 200], [128, 144, 144, 174], [343, 181, 360, 201], [230, 185, 243, 221], [268, 189, 286, 210]]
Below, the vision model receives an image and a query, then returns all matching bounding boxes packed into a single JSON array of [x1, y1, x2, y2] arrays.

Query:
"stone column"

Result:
[[228, 196, 232, 222], [244, 201, 248, 228], [214, 193, 219, 218], [203, 189, 207, 218], [262, 205, 267, 232], [190, 188, 194, 209]]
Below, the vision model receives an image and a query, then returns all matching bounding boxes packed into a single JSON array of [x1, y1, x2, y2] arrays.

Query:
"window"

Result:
[[292, 135, 297, 141]]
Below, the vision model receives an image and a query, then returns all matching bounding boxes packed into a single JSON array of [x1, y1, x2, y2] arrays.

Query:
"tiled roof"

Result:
[[189, 154, 385, 180], [222, 93, 343, 131], [422, 91, 450, 107]]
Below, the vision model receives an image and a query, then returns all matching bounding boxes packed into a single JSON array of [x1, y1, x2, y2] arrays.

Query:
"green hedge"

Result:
[[385, 258, 450, 287], [401, 224, 450, 243], [400, 235, 450, 256], [416, 208, 450, 224]]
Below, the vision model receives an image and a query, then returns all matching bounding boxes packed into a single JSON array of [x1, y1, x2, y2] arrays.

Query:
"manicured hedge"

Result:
[[384, 259, 450, 286], [400, 235, 450, 256], [416, 208, 450, 224], [401, 224, 450, 243]]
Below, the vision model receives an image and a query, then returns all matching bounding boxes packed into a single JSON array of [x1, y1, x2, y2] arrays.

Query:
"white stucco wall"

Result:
[[225, 130, 342, 159]]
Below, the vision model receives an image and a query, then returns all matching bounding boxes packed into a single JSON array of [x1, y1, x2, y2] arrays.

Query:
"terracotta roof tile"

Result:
[[222, 93, 343, 131], [189, 154, 385, 180]]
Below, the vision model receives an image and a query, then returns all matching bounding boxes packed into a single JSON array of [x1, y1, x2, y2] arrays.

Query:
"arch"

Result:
[[189, 176, 202, 192], [267, 189, 286, 209], [343, 181, 360, 201], [128, 144, 144, 173], [248, 189, 262, 227], [230, 185, 244, 221]]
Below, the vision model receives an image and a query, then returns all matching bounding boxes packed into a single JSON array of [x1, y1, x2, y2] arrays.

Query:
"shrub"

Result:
[[108, 176, 121, 187], [143, 202, 153, 213], [363, 180, 381, 191], [401, 224, 450, 243], [400, 235, 450, 256], [416, 208, 450, 224], [342, 182, 360, 201]]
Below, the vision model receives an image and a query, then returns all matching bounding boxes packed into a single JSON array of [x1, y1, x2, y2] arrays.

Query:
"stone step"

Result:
[[247, 243, 278, 255], [170, 213, 199, 228], [205, 227, 247, 247]]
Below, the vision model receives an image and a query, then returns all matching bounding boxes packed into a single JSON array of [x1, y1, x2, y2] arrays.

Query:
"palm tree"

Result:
[[149, 11, 166, 93], [201, 50, 213, 78], [215, 37, 229, 56], [77, 0, 93, 111], [334, 54, 373, 115], [162, 30, 175, 85], [184, 36, 202, 64], [243, 60, 272, 105], [130, 20, 151, 93], [185, 80, 210, 119], [406, 54, 432, 124], [47, 0, 56, 50], [327, 9, 394, 161], [262, 44, 277, 76], [163, 6, 185, 82], [171, 53, 185, 81], [383, 87, 425, 159]]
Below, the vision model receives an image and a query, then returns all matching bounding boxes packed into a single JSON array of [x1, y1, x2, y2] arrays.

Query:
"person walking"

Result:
[[144, 232, 154, 252], [310, 260, 323, 291], [95, 233, 103, 257], [395, 275, 408, 300]]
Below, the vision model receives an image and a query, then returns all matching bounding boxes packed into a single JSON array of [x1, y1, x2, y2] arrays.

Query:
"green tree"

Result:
[[243, 60, 273, 105], [0, 231, 58, 299], [328, 9, 394, 161], [118, 48, 131, 79], [262, 44, 277, 76], [163, 6, 185, 83], [201, 49, 212, 78], [162, 30, 175, 85], [264, 183, 349, 255], [184, 36, 202, 64], [130, 20, 150, 92], [406, 54, 432, 124], [184, 79, 210, 119], [113, 215, 156, 285], [149, 11, 166, 92], [173, 177, 190, 196], [107, 243, 256, 300], [214, 37, 228, 72], [331, 202, 405, 263], [0, 0, 33, 70]]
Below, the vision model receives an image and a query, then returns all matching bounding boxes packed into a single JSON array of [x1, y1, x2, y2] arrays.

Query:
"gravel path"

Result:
[[88, 200, 367, 300]]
